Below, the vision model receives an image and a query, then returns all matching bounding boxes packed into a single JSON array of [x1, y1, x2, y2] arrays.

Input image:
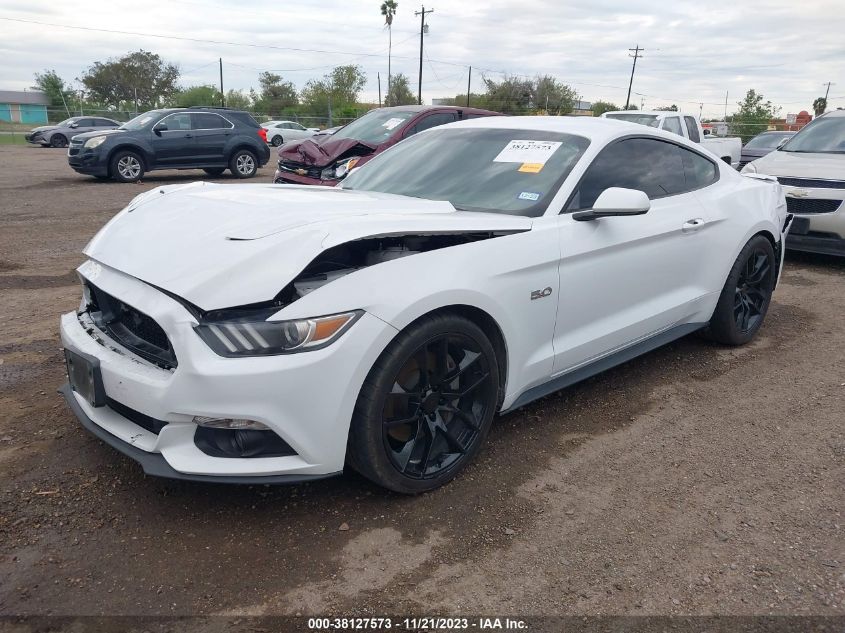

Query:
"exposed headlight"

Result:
[[741, 162, 757, 174], [335, 157, 360, 179], [195, 309, 362, 357], [83, 136, 107, 149]]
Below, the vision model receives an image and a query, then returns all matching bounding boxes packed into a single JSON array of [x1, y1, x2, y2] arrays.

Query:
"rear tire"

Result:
[[229, 149, 258, 178], [704, 235, 776, 345], [270, 135, 283, 147], [203, 168, 226, 177], [110, 150, 145, 183], [348, 313, 499, 494], [50, 134, 68, 148]]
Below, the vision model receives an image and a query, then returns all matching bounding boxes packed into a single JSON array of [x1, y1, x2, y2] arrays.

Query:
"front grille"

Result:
[[86, 282, 178, 369], [779, 177, 845, 189], [107, 397, 168, 434], [68, 140, 83, 156], [785, 198, 842, 215], [277, 160, 322, 179]]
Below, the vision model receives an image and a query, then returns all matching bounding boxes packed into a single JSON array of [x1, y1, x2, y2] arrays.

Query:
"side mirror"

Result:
[[572, 188, 650, 221], [153, 122, 168, 134], [69, 123, 79, 128]]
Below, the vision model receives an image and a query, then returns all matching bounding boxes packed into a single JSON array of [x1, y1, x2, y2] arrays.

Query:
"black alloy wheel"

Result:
[[50, 134, 68, 148], [705, 235, 776, 345], [271, 135, 283, 147], [348, 314, 499, 493]]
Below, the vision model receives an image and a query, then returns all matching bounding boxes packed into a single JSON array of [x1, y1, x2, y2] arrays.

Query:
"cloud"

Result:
[[1, 0, 842, 117]]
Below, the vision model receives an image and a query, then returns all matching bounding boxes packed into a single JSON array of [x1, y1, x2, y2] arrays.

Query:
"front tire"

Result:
[[203, 167, 226, 177], [348, 313, 500, 494], [229, 149, 258, 178], [50, 134, 68, 148], [110, 150, 145, 183], [705, 235, 776, 345]]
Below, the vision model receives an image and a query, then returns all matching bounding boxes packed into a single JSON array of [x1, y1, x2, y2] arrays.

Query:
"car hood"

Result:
[[71, 129, 127, 141], [29, 125, 58, 133], [749, 150, 845, 179], [84, 182, 532, 310], [277, 135, 378, 167]]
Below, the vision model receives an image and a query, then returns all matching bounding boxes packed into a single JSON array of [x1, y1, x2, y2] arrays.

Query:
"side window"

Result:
[[461, 112, 486, 120], [79, 118, 96, 127], [407, 112, 458, 136], [192, 113, 231, 129], [662, 117, 683, 137], [684, 117, 701, 143], [161, 113, 192, 131], [568, 138, 686, 210], [96, 119, 114, 127], [291, 122, 306, 130], [679, 146, 717, 189]]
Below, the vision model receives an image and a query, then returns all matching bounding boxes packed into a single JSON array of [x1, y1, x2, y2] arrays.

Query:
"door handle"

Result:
[[682, 218, 706, 233]]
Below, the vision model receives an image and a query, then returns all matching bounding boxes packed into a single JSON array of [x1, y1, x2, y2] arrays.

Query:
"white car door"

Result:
[[552, 137, 717, 375]]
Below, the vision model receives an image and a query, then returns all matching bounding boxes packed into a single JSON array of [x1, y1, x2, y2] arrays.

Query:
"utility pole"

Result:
[[378, 72, 382, 107], [219, 58, 225, 107], [466, 66, 471, 107], [823, 81, 833, 101], [724, 90, 728, 121], [624, 45, 643, 110], [415, 5, 434, 105]]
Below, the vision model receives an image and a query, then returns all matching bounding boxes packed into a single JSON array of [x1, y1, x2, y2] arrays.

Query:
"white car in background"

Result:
[[603, 111, 742, 168], [742, 110, 845, 257], [262, 120, 319, 146], [60, 116, 787, 493]]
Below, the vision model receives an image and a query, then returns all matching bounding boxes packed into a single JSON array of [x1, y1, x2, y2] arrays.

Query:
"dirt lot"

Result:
[[0, 145, 843, 620]]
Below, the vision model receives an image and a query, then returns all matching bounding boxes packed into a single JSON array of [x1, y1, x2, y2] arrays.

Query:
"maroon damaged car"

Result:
[[273, 105, 500, 186]]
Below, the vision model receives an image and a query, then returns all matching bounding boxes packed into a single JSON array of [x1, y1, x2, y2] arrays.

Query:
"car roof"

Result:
[[604, 110, 694, 118], [445, 115, 682, 144], [820, 109, 845, 118], [374, 104, 500, 115]]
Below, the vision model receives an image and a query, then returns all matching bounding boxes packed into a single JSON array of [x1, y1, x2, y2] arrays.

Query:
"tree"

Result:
[[32, 70, 74, 112], [481, 75, 534, 115], [656, 104, 678, 111], [385, 73, 415, 106], [624, 104, 639, 110], [534, 75, 577, 115], [79, 50, 180, 110], [813, 97, 827, 116], [300, 65, 367, 123], [380, 0, 398, 97], [729, 89, 779, 143], [225, 89, 252, 110], [591, 101, 619, 117], [173, 85, 220, 107], [254, 72, 298, 114]]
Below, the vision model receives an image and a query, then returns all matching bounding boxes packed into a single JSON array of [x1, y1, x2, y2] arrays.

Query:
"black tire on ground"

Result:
[[347, 313, 500, 494], [50, 134, 68, 148], [93, 175, 111, 180], [270, 135, 283, 147], [704, 234, 776, 345], [229, 149, 258, 178], [203, 168, 226, 177], [109, 150, 145, 183]]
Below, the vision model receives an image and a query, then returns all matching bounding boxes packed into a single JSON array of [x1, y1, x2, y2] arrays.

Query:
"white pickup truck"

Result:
[[602, 111, 742, 169]]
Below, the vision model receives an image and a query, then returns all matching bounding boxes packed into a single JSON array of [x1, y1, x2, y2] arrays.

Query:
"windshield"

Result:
[[120, 111, 160, 131], [342, 128, 590, 217], [745, 132, 793, 150], [781, 116, 845, 153], [333, 109, 416, 145], [605, 113, 660, 127]]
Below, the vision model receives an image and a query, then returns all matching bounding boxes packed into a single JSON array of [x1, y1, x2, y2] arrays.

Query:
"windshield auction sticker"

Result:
[[494, 140, 561, 173], [382, 117, 405, 130]]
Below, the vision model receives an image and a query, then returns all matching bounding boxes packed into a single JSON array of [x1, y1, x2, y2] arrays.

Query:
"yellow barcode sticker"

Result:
[[518, 163, 544, 173]]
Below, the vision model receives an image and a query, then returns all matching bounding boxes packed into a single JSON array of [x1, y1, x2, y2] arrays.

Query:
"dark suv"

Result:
[[68, 107, 271, 182]]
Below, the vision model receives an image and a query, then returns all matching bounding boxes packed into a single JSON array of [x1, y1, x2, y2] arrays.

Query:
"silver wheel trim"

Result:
[[117, 156, 141, 179], [236, 154, 255, 174]]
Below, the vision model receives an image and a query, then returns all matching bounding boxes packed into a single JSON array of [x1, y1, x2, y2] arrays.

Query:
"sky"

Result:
[[0, 0, 843, 119]]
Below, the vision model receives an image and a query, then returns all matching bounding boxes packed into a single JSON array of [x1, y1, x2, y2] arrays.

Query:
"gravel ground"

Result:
[[0, 145, 843, 620]]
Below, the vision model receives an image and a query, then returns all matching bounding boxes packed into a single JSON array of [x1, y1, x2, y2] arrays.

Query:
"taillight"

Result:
[[258, 128, 267, 142]]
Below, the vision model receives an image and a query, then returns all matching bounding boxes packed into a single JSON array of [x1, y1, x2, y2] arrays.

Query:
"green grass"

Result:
[[0, 134, 28, 145]]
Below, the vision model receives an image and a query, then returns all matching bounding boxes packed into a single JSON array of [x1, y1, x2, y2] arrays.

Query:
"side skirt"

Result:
[[502, 322, 706, 413]]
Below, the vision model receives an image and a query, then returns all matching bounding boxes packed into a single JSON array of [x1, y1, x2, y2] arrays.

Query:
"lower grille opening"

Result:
[[785, 197, 842, 215], [194, 427, 297, 459], [107, 398, 169, 435]]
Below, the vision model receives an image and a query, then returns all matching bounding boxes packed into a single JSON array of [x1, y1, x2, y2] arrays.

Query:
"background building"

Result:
[[0, 90, 50, 124]]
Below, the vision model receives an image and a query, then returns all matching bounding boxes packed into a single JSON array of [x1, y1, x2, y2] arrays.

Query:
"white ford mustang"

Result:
[[60, 116, 789, 493]]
